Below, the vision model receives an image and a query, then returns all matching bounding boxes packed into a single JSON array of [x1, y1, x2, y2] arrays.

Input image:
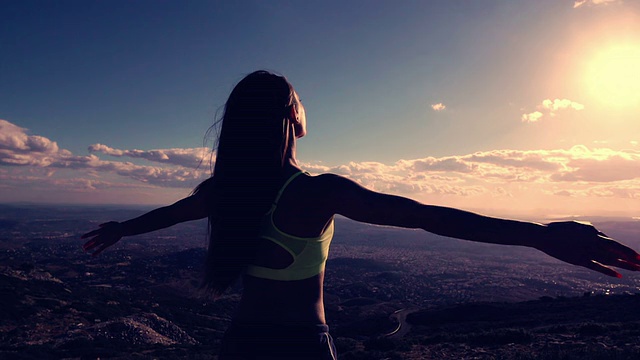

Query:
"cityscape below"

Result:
[[2, 203, 640, 359]]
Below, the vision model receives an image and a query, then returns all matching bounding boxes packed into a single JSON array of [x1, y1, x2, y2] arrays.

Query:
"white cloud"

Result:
[[574, 0, 620, 9], [401, 156, 477, 173], [306, 146, 640, 206], [541, 98, 585, 112], [0, 120, 59, 153], [550, 147, 640, 182], [0, 119, 210, 188], [0, 172, 152, 192], [521, 111, 544, 123], [88, 143, 210, 168], [0, 119, 66, 166], [431, 103, 446, 111], [520, 98, 584, 123], [552, 184, 640, 199]]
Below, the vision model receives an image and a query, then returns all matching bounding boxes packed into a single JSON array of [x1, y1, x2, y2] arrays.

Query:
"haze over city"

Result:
[[2, 0, 639, 219]]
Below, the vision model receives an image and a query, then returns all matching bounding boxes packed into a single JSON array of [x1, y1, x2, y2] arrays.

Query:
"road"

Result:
[[384, 308, 420, 339]]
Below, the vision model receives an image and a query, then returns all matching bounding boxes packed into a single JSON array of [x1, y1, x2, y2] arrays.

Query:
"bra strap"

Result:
[[272, 171, 304, 205]]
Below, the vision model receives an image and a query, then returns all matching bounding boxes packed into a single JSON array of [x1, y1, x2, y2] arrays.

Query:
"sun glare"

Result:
[[585, 43, 640, 108]]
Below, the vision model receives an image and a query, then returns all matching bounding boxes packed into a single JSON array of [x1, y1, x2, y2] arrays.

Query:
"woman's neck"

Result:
[[282, 159, 301, 177]]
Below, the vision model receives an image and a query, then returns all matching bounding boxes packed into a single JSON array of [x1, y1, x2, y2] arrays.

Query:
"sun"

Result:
[[585, 43, 640, 108]]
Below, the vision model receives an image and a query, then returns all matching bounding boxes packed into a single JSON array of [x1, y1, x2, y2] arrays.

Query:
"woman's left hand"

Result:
[[535, 221, 640, 277]]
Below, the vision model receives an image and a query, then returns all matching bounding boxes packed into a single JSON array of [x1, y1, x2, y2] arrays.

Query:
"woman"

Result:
[[82, 70, 640, 359]]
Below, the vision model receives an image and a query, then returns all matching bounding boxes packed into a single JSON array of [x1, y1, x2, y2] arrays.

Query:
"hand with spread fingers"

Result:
[[81, 221, 125, 257], [535, 221, 640, 278]]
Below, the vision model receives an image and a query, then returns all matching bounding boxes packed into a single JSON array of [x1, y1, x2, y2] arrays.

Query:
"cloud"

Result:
[[550, 147, 640, 182], [88, 143, 210, 168], [0, 120, 59, 152], [401, 156, 477, 173], [0, 171, 152, 192], [541, 99, 585, 112], [520, 98, 584, 123], [573, 0, 620, 8], [4, 118, 640, 212], [63, 156, 208, 187], [0, 119, 68, 166], [553, 184, 640, 199], [0, 119, 209, 188], [306, 146, 640, 201], [302, 147, 640, 214], [521, 111, 544, 123], [463, 146, 640, 183], [431, 103, 446, 111], [301, 160, 484, 197]]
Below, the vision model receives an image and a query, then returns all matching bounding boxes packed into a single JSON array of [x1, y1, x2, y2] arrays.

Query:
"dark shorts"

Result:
[[219, 323, 337, 360]]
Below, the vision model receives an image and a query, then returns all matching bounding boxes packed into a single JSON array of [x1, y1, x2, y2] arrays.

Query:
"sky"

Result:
[[1, 0, 639, 219]]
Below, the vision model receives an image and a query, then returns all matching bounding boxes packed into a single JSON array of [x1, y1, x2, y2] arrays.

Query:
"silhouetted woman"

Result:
[[82, 70, 640, 360]]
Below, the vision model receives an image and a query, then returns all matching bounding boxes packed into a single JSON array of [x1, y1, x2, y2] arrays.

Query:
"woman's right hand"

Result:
[[535, 221, 640, 278], [81, 221, 124, 257]]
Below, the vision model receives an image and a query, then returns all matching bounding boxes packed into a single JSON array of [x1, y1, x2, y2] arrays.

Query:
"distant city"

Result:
[[2, 203, 640, 359]]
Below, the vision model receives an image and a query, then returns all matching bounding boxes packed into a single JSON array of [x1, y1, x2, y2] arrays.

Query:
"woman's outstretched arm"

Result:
[[82, 192, 209, 256], [322, 174, 640, 278]]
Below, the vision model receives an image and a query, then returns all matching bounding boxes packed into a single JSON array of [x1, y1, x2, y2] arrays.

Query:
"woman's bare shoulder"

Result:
[[302, 172, 372, 204], [305, 172, 356, 187]]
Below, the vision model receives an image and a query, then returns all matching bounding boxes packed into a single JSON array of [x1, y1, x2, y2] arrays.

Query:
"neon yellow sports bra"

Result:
[[245, 171, 335, 281]]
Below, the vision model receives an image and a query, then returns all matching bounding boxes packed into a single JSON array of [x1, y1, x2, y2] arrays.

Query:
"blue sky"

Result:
[[1, 0, 639, 218]]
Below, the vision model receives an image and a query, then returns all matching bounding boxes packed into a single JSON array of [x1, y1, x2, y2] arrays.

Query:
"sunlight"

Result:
[[585, 43, 640, 108]]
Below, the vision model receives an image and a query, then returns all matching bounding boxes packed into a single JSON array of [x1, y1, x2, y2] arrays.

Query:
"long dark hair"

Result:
[[194, 70, 296, 296]]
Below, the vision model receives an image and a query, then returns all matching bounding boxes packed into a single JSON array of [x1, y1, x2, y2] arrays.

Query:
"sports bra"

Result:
[[245, 171, 335, 281]]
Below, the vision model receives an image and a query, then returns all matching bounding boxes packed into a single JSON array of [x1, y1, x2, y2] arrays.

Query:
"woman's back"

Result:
[[236, 165, 335, 325]]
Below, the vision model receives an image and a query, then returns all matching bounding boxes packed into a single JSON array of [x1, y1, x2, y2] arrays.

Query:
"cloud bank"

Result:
[[0, 119, 210, 188], [2, 119, 639, 213], [304, 146, 640, 190]]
